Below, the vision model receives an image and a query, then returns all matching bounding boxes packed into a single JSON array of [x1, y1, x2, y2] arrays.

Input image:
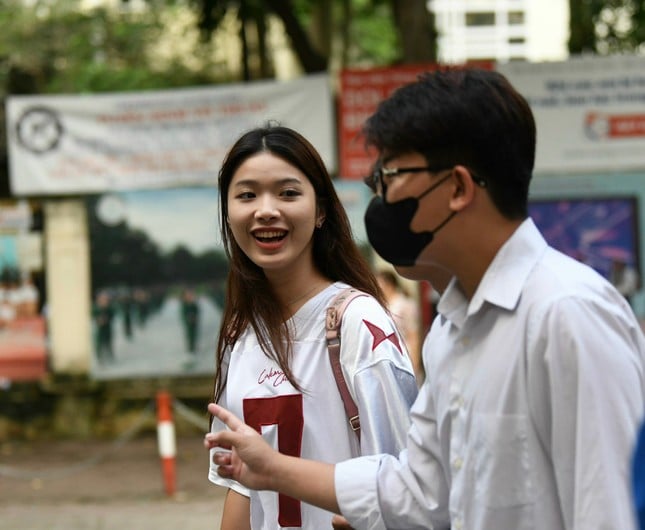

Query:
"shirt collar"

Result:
[[438, 218, 548, 328]]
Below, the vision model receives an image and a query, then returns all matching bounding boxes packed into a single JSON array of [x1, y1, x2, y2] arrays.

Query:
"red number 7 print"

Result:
[[243, 394, 304, 527]]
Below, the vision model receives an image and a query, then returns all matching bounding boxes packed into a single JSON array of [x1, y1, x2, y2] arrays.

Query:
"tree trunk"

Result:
[[310, 0, 333, 57], [266, 0, 327, 72], [338, 0, 351, 68], [239, 0, 251, 80], [391, 0, 437, 63], [568, 0, 597, 54], [254, 8, 273, 78]]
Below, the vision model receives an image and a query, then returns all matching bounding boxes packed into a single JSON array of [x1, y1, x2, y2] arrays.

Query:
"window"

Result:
[[508, 11, 525, 25], [508, 37, 526, 44], [465, 12, 495, 26]]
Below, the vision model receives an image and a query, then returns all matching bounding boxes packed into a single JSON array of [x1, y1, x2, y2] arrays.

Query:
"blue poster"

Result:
[[529, 197, 640, 279]]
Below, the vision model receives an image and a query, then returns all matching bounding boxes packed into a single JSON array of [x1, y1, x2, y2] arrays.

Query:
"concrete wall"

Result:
[[45, 200, 92, 373]]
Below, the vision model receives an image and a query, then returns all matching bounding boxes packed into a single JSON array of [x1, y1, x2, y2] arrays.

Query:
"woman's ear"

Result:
[[315, 206, 326, 228]]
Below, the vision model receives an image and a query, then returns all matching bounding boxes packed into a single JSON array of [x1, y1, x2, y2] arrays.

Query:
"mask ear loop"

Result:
[[429, 210, 457, 235], [384, 168, 453, 204], [416, 171, 454, 201], [416, 171, 457, 238]]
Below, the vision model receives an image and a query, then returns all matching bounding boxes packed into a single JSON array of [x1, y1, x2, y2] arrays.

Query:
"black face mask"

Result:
[[364, 174, 456, 267]]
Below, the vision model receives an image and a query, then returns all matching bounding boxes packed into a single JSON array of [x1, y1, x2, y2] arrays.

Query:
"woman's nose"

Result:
[[254, 195, 279, 221]]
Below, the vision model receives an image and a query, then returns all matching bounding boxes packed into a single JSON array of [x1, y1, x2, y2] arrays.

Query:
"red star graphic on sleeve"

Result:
[[362, 319, 402, 353]]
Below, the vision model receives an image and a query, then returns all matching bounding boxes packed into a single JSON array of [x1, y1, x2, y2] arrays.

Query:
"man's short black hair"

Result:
[[362, 68, 536, 220]]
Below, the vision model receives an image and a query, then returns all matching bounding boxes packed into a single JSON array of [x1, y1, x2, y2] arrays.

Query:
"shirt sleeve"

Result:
[[336, 382, 452, 529], [336, 311, 451, 529], [339, 295, 419, 456], [530, 295, 644, 530]]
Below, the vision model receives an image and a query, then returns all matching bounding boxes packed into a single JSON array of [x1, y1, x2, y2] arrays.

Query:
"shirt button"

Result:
[[454, 517, 463, 529], [452, 457, 463, 470], [461, 336, 470, 346]]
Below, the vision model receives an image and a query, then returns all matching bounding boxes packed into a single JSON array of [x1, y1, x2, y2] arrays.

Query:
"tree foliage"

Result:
[[569, 0, 645, 54], [192, 0, 436, 75], [86, 196, 229, 290], [0, 1, 229, 95]]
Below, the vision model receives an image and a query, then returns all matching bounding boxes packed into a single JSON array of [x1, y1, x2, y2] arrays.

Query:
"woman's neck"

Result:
[[268, 271, 331, 315]]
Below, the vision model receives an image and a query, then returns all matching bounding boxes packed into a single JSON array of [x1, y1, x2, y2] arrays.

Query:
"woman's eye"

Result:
[[235, 191, 255, 200], [281, 188, 301, 198]]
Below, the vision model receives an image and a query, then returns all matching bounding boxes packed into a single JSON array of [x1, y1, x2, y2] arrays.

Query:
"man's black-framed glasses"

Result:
[[364, 165, 487, 195]]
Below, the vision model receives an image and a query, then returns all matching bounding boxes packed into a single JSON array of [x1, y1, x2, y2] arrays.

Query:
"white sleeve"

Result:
[[336, 338, 451, 530], [339, 296, 419, 456]]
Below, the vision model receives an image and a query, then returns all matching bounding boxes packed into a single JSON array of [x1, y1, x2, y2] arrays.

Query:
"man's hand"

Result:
[[204, 403, 279, 491], [331, 514, 355, 529], [205, 402, 341, 515]]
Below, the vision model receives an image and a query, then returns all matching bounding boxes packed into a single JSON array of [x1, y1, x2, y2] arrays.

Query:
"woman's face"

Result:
[[227, 152, 320, 276]]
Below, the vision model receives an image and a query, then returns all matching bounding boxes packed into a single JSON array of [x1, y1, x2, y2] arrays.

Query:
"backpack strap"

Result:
[[325, 288, 369, 441]]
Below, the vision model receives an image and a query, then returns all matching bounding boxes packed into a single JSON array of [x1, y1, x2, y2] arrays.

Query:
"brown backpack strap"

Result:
[[325, 288, 369, 441]]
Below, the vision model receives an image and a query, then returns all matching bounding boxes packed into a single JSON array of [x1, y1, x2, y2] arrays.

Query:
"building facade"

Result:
[[429, 0, 569, 63]]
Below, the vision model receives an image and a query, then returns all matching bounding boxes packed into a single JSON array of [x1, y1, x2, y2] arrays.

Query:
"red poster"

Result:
[[338, 62, 493, 180]]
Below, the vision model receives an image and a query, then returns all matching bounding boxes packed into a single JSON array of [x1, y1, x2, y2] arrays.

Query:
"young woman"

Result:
[[208, 125, 418, 530]]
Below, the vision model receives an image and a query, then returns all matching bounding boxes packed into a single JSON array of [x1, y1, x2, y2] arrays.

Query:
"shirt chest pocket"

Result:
[[471, 413, 535, 508]]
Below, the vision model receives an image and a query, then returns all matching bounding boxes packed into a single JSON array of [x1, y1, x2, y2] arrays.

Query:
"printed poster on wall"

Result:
[[86, 181, 371, 380], [529, 196, 640, 281], [87, 188, 225, 379], [0, 201, 47, 381], [7, 73, 335, 195], [498, 55, 645, 174]]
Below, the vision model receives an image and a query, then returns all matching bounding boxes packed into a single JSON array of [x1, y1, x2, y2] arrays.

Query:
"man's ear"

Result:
[[449, 165, 476, 212]]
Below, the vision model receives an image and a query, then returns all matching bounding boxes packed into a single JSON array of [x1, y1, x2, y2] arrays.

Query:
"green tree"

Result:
[[193, 0, 437, 76], [0, 1, 227, 94], [569, 0, 645, 54]]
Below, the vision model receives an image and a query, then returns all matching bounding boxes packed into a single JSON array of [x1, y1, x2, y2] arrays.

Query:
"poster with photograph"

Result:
[[529, 196, 640, 281], [86, 181, 372, 380], [87, 188, 226, 379], [0, 201, 47, 381]]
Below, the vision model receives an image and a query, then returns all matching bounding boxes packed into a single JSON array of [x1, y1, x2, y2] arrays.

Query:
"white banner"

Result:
[[6, 74, 335, 195], [498, 55, 645, 174]]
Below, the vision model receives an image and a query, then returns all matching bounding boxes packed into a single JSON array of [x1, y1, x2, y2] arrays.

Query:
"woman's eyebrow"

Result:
[[232, 177, 303, 187]]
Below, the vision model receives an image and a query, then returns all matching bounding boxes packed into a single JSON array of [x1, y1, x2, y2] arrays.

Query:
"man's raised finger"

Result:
[[207, 403, 245, 431]]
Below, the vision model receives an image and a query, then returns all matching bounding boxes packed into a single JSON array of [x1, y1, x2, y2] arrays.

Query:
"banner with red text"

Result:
[[498, 55, 645, 174], [338, 62, 492, 180], [7, 74, 335, 195]]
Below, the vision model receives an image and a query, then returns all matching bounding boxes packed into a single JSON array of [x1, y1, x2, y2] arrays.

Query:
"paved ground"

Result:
[[0, 435, 226, 530]]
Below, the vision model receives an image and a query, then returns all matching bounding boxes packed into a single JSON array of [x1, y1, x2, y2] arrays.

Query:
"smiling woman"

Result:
[[227, 151, 321, 277], [208, 124, 419, 530]]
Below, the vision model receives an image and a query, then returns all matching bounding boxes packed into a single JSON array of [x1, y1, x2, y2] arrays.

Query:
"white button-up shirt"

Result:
[[336, 218, 645, 529]]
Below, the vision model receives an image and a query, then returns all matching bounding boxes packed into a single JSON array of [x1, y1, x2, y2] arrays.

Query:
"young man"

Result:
[[205, 69, 645, 530]]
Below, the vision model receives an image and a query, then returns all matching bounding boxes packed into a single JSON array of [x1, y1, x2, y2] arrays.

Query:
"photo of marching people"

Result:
[[87, 188, 227, 379]]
